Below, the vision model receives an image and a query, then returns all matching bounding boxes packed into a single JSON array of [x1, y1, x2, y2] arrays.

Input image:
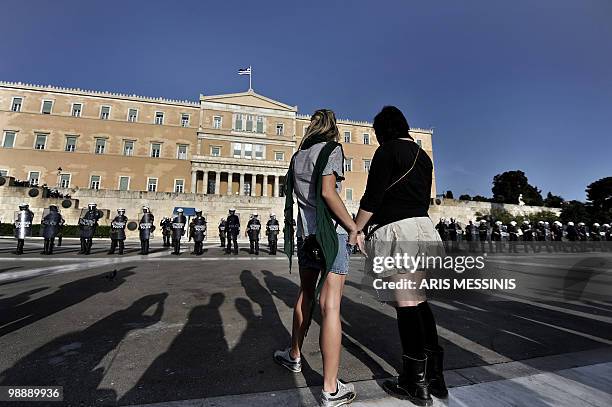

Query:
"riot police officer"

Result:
[[160, 217, 172, 247], [266, 213, 280, 255], [508, 220, 519, 253], [171, 208, 187, 255], [14, 203, 34, 255], [435, 218, 448, 241], [108, 208, 128, 255], [190, 209, 207, 255], [40, 205, 64, 255], [464, 220, 477, 252], [577, 222, 588, 242], [590, 223, 602, 241], [604, 224, 612, 242], [246, 212, 261, 255], [521, 220, 534, 253], [218, 218, 227, 248], [226, 208, 240, 255], [492, 220, 503, 252], [478, 220, 488, 252], [139, 206, 155, 255], [448, 218, 459, 251], [79, 203, 102, 255]]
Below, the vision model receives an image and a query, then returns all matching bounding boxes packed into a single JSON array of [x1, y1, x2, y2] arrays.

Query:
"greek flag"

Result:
[[238, 67, 251, 75]]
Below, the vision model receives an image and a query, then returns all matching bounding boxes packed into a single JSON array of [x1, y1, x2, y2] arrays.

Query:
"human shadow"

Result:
[[119, 293, 230, 405], [0, 287, 48, 309], [0, 293, 166, 406], [0, 267, 136, 337]]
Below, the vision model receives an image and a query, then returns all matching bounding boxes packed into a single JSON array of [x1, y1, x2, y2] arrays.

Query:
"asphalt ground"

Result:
[[0, 237, 610, 406]]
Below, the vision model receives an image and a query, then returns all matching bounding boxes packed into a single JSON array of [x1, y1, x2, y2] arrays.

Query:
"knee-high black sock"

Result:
[[418, 301, 439, 348], [396, 306, 425, 358]]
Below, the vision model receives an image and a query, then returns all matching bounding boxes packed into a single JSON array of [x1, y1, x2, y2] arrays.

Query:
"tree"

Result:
[[585, 177, 612, 222], [472, 195, 491, 202], [559, 200, 590, 224], [492, 170, 543, 206], [445, 190, 454, 199], [459, 194, 471, 201], [543, 192, 564, 208], [526, 210, 559, 224]]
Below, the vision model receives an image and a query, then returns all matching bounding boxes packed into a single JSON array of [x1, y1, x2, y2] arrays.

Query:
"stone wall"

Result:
[[0, 183, 560, 237]]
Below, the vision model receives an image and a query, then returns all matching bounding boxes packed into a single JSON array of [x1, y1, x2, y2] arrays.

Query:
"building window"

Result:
[[275, 151, 285, 161], [65, 136, 77, 152], [150, 143, 161, 158], [363, 159, 371, 173], [41, 100, 53, 115], [276, 123, 284, 136], [344, 131, 351, 143], [345, 188, 353, 201], [211, 146, 221, 157], [90, 175, 101, 190], [235, 114, 243, 131], [254, 144, 264, 160], [123, 140, 134, 156], [72, 103, 82, 117], [207, 178, 215, 194], [59, 173, 71, 188], [181, 114, 190, 127], [256, 116, 264, 133], [344, 158, 353, 172], [154, 112, 164, 125], [177, 144, 188, 160], [213, 116, 222, 129], [2, 131, 16, 148], [100, 106, 111, 120], [95, 138, 106, 154], [11, 97, 22, 112], [244, 143, 253, 159], [147, 177, 158, 192], [28, 171, 40, 185], [416, 139, 422, 147], [363, 133, 370, 145], [233, 142, 241, 158], [0, 169, 8, 176], [174, 179, 184, 193], [127, 108, 138, 122], [246, 115, 253, 132], [34, 134, 47, 150], [118, 176, 130, 191]]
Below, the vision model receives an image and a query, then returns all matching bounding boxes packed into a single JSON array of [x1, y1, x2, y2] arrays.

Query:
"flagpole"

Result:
[[249, 65, 252, 90]]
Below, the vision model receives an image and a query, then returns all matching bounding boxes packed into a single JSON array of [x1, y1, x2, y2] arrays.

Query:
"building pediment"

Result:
[[201, 90, 297, 112]]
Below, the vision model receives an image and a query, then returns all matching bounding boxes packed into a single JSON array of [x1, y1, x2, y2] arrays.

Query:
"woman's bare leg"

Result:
[[290, 266, 319, 359], [319, 272, 346, 392]]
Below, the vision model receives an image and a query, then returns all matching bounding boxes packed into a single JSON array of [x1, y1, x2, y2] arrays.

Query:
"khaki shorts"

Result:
[[364, 217, 445, 303]]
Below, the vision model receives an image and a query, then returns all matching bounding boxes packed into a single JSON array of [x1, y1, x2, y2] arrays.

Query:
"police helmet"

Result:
[[510, 221, 517, 226], [523, 220, 530, 225], [270, 213, 276, 218], [49, 205, 58, 212], [538, 221, 544, 225], [19, 202, 29, 210], [118, 208, 125, 214], [253, 212, 259, 217], [480, 220, 487, 224], [578, 222, 585, 226], [567, 221, 574, 226], [544, 221, 549, 226], [142, 206, 150, 213], [177, 208, 184, 213], [195, 209, 202, 215], [554, 221, 562, 226], [229, 208, 236, 214], [603, 224, 610, 228], [593, 223, 600, 227], [495, 221, 502, 225], [88, 202, 97, 209]]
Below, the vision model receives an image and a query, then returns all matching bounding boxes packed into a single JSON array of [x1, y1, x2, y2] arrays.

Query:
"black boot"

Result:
[[118, 240, 124, 255], [48, 240, 55, 255], [383, 354, 432, 406], [16, 239, 24, 255], [41, 239, 49, 255], [425, 346, 448, 399], [79, 239, 85, 254]]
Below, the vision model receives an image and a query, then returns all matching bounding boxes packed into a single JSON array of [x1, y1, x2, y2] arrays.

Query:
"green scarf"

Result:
[[284, 139, 342, 303]]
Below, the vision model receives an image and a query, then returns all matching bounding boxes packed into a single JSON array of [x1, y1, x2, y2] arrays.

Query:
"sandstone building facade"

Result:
[[0, 81, 436, 205]]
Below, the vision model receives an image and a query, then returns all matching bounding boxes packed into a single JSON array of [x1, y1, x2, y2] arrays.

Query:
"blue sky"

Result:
[[2, 0, 611, 201]]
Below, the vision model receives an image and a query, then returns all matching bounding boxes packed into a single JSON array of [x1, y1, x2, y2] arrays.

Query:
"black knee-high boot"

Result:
[[383, 306, 432, 405], [119, 240, 124, 255], [16, 239, 25, 255], [418, 302, 447, 398]]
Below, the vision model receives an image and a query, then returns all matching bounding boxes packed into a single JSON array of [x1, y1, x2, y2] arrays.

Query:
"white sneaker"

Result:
[[321, 380, 356, 406], [273, 347, 302, 373]]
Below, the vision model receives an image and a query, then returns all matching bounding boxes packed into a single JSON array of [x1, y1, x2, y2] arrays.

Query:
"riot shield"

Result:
[[139, 212, 155, 240], [14, 210, 33, 239], [40, 208, 62, 239], [79, 208, 98, 238]]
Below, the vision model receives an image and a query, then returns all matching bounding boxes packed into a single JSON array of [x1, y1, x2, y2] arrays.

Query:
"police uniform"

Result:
[[79, 203, 102, 255], [266, 214, 280, 255], [14, 203, 34, 255], [226, 209, 240, 254], [478, 220, 488, 252], [138, 207, 155, 255], [40, 205, 64, 255], [246, 213, 262, 255], [218, 218, 227, 247], [108, 209, 128, 255], [160, 217, 172, 247], [190, 210, 207, 255], [171, 209, 187, 255]]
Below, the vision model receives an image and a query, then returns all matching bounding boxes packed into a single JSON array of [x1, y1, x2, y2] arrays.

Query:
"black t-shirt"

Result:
[[360, 139, 432, 227]]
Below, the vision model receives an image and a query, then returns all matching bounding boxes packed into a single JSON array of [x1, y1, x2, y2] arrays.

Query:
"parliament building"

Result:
[[0, 81, 436, 208]]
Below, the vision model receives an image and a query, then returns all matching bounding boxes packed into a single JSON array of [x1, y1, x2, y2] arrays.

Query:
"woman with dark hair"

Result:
[[354, 106, 447, 406], [275, 109, 358, 406]]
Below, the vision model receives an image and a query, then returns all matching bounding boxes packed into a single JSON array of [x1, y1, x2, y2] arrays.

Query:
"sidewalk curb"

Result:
[[127, 347, 612, 407]]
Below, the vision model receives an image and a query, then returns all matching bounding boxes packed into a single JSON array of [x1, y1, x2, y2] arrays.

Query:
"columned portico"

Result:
[[190, 169, 286, 198]]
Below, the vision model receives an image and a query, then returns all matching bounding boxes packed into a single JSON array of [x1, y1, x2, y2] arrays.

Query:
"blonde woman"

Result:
[[275, 109, 358, 406]]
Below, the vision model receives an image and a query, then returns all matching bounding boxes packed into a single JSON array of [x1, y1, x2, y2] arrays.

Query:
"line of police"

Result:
[[436, 217, 612, 253], [11, 203, 281, 256]]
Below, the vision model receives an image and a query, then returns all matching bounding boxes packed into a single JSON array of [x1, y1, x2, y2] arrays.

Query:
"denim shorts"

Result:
[[297, 233, 351, 275]]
